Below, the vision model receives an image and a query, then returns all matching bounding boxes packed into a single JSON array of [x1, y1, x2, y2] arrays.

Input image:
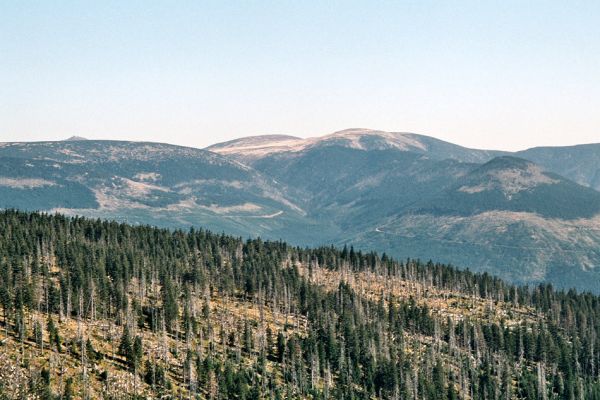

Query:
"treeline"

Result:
[[0, 209, 599, 399]]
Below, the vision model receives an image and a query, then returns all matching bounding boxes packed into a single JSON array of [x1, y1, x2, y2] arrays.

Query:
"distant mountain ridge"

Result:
[[1, 129, 599, 291], [210, 129, 600, 190], [208, 128, 507, 163], [0, 139, 327, 242]]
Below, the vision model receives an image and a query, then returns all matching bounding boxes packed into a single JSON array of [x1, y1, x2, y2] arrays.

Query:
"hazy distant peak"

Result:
[[208, 128, 429, 160], [64, 136, 88, 141], [327, 128, 412, 137], [315, 128, 426, 152], [206, 134, 305, 160], [209, 134, 302, 149], [327, 128, 386, 136]]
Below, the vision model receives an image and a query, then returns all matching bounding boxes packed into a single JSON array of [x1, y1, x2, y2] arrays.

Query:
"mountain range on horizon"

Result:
[[1, 128, 599, 292]]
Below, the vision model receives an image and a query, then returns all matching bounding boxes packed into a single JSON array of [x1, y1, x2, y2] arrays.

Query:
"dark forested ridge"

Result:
[[1, 210, 599, 399]]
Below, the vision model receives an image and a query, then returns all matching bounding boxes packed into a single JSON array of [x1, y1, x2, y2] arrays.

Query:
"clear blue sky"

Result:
[[1, 1, 599, 150]]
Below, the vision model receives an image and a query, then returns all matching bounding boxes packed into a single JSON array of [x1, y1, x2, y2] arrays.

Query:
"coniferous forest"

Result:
[[0, 209, 599, 399]]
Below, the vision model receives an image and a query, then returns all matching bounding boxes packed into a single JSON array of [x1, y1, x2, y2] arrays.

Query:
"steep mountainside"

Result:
[[1, 211, 600, 399]]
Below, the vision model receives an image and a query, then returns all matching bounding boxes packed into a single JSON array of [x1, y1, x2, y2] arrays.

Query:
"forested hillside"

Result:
[[2, 132, 600, 292], [0, 210, 599, 399]]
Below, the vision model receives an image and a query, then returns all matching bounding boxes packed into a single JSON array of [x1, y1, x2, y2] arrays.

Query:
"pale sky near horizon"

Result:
[[1, 1, 599, 151]]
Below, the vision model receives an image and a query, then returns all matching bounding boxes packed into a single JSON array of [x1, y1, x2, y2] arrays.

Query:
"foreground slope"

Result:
[[1, 211, 600, 399]]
